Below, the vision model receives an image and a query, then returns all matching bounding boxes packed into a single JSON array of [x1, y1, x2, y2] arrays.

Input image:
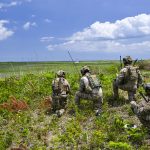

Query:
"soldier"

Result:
[[130, 83, 150, 129], [52, 70, 70, 117], [113, 56, 143, 101], [74, 66, 103, 116]]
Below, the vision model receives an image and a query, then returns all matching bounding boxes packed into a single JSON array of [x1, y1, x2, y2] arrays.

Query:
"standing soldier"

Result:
[[130, 83, 150, 129], [74, 66, 103, 116], [52, 70, 70, 117], [113, 56, 143, 101]]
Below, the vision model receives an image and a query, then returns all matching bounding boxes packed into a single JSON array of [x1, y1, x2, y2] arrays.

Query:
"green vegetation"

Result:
[[0, 61, 150, 149]]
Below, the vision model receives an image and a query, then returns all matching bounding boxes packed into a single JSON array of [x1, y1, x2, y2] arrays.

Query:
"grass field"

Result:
[[0, 61, 150, 150], [0, 61, 119, 76]]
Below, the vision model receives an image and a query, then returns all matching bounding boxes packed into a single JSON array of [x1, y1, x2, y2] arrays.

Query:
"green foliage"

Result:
[[90, 130, 106, 148], [109, 141, 132, 150], [0, 131, 14, 149], [0, 61, 149, 149], [126, 127, 145, 144], [58, 119, 82, 146], [114, 116, 125, 130]]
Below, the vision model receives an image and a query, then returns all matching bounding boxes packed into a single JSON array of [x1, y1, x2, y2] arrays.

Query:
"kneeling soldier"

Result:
[[75, 66, 103, 116], [113, 56, 143, 101], [52, 70, 70, 117], [130, 83, 150, 129]]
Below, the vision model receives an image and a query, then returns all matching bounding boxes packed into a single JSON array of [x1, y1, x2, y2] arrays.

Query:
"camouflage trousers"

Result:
[[138, 115, 150, 129], [52, 95, 67, 112], [74, 91, 102, 110], [131, 101, 150, 129], [113, 79, 137, 101]]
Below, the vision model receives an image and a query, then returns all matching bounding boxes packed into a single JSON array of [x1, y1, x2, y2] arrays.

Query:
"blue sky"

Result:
[[0, 0, 150, 61]]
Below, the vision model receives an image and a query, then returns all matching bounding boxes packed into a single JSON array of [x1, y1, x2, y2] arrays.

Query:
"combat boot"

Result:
[[56, 109, 65, 117], [95, 109, 102, 116]]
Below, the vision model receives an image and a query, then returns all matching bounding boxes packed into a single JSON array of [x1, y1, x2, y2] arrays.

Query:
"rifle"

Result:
[[120, 56, 122, 69], [68, 51, 80, 77], [133, 59, 138, 66], [139, 91, 149, 103]]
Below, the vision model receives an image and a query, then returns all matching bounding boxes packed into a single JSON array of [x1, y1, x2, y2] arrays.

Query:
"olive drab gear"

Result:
[[75, 66, 103, 116], [113, 56, 143, 101], [126, 66, 139, 82], [52, 70, 69, 96], [53, 78, 63, 94], [57, 70, 65, 77], [140, 104, 150, 119], [123, 56, 133, 65], [52, 71, 70, 117], [86, 74, 101, 90], [130, 83, 150, 129], [144, 83, 150, 95], [130, 99, 150, 128], [52, 78, 69, 96], [144, 83, 150, 91], [80, 66, 90, 75]]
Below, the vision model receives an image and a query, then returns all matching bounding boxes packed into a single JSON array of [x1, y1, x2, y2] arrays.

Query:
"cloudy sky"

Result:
[[0, 0, 150, 61]]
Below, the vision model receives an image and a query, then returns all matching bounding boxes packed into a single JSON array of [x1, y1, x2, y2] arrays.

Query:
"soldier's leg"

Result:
[[128, 91, 136, 101], [113, 79, 119, 99], [130, 101, 138, 114], [59, 97, 67, 109], [74, 91, 81, 106], [93, 95, 103, 116], [52, 96, 59, 112], [56, 97, 67, 117]]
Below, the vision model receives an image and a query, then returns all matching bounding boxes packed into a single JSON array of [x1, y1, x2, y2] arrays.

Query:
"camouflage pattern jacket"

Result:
[[79, 73, 102, 97], [116, 65, 143, 90], [132, 97, 150, 128], [52, 77, 70, 97]]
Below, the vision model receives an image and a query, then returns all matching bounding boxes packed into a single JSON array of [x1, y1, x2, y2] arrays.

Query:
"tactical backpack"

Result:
[[126, 66, 138, 81], [53, 78, 67, 95], [86, 74, 101, 89]]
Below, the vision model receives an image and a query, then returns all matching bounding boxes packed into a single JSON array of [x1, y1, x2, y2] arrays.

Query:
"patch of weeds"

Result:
[[0, 131, 14, 150], [90, 130, 106, 149], [108, 141, 132, 150], [58, 119, 82, 147], [126, 127, 146, 145]]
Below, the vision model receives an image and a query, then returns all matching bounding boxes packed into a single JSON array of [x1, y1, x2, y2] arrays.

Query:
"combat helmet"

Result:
[[80, 66, 90, 75], [123, 56, 133, 65], [144, 83, 150, 95], [56, 70, 65, 77]]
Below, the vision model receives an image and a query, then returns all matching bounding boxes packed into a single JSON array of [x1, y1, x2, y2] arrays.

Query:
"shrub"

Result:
[[108, 141, 132, 150]]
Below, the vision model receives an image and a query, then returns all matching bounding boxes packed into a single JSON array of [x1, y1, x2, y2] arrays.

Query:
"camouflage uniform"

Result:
[[130, 83, 150, 129], [113, 56, 143, 101], [75, 66, 103, 116], [52, 70, 70, 116]]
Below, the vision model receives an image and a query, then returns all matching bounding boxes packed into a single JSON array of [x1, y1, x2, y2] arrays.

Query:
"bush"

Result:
[[109, 141, 132, 150]]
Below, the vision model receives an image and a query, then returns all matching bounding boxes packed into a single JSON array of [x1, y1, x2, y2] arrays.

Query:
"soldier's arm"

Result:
[[79, 78, 85, 92], [117, 68, 126, 84], [137, 69, 143, 85], [84, 76, 92, 92], [65, 79, 71, 93], [52, 80, 55, 91]]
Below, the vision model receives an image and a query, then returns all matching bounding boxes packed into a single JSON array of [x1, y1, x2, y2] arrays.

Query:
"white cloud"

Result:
[[0, 1, 20, 9], [44, 19, 52, 23], [47, 13, 150, 55], [40, 36, 54, 42], [31, 14, 36, 18], [0, 1, 22, 9], [0, 20, 14, 41], [23, 21, 37, 30], [70, 14, 150, 41], [0, 0, 32, 10]]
